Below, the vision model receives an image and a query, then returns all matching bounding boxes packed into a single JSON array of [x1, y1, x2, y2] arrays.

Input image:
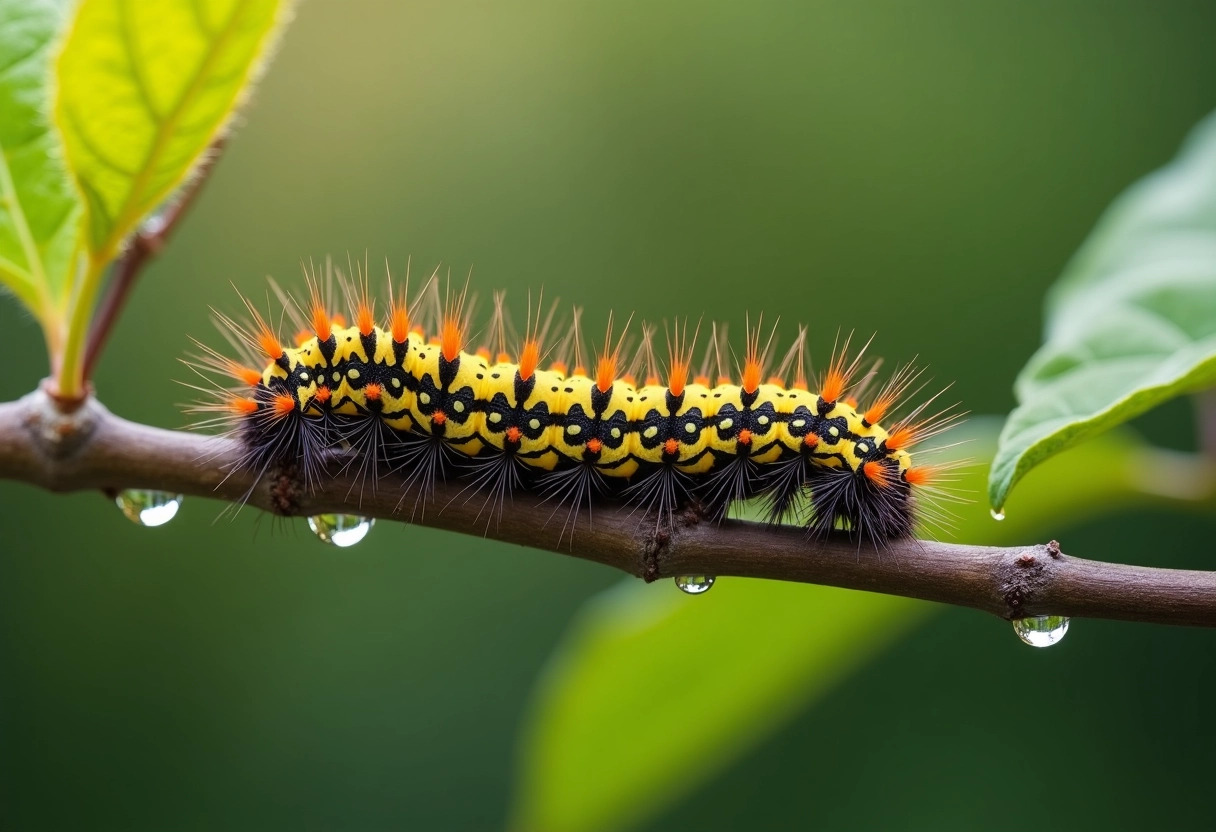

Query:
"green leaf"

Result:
[[510, 419, 1212, 832], [0, 0, 82, 318], [54, 0, 289, 264], [989, 110, 1216, 511]]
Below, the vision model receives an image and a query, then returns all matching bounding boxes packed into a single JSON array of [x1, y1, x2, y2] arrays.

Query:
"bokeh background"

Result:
[[3, 1, 1216, 828]]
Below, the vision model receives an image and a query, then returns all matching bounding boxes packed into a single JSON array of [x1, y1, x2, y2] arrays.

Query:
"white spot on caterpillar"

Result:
[[419, 392, 431, 405], [332, 371, 340, 382], [300, 371, 309, 381], [488, 412, 502, 423], [719, 418, 733, 429], [829, 426, 839, 437], [685, 422, 697, 434], [757, 415, 770, 426], [857, 443, 868, 453], [567, 424, 581, 436], [611, 427, 622, 439], [453, 400, 465, 413], [529, 418, 541, 430], [391, 378, 401, 389], [792, 419, 806, 428], [643, 426, 658, 439], [347, 368, 360, 380]]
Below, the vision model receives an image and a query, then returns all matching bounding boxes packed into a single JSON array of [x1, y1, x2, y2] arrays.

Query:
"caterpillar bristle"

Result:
[[184, 264, 968, 544]]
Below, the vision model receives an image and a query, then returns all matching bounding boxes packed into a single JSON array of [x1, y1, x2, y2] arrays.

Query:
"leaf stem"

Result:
[[50, 139, 226, 405]]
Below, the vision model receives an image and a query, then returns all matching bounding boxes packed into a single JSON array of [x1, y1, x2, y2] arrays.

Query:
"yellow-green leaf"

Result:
[[989, 110, 1216, 511], [0, 0, 82, 319], [54, 0, 289, 264]]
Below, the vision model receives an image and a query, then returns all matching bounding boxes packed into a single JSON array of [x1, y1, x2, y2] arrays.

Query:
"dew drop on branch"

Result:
[[675, 575, 715, 595], [1012, 615, 1070, 647], [115, 490, 183, 527], [307, 514, 374, 547]]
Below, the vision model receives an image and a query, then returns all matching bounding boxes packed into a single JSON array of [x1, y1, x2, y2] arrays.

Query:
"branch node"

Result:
[[22, 388, 104, 462], [642, 527, 669, 583], [998, 546, 1050, 619], [1047, 539, 1062, 559]]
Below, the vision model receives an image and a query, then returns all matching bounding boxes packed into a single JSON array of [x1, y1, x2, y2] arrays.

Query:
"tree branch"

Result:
[[3, 388, 1216, 628]]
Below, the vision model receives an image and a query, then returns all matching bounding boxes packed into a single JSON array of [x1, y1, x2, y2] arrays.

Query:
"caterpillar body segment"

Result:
[[196, 279, 953, 541]]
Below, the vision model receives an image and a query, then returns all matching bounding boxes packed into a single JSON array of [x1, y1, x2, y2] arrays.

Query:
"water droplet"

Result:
[[990, 507, 1006, 521], [115, 490, 183, 527], [307, 514, 374, 547], [675, 575, 715, 595], [1012, 615, 1070, 647]]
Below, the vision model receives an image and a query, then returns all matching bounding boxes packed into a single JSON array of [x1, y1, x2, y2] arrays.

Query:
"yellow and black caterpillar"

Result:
[[191, 272, 956, 541]]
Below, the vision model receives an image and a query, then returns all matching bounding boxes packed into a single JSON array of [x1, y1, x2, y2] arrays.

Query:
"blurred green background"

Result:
[[3, 1, 1216, 828]]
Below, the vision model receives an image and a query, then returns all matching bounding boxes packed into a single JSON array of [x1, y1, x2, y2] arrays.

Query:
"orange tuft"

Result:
[[518, 339, 541, 380], [644, 374, 659, 387], [668, 361, 688, 397], [294, 329, 312, 348], [550, 360, 568, 376], [314, 386, 331, 404], [364, 383, 382, 401], [864, 388, 900, 425], [258, 328, 283, 360], [766, 375, 784, 388], [432, 410, 447, 426], [440, 319, 463, 362], [694, 374, 710, 387], [885, 427, 916, 451], [496, 351, 512, 364], [229, 397, 258, 415], [475, 346, 491, 360], [586, 438, 603, 453], [737, 428, 753, 446], [844, 395, 859, 410], [904, 466, 933, 486], [863, 461, 892, 488], [596, 355, 617, 393], [716, 374, 732, 386], [272, 394, 296, 418], [390, 304, 410, 344], [621, 373, 638, 387], [330, 313, 348, 328], [311, 302, 332, 341], [663, 437, 679, 456], [803, 432, 820, 448], [357, 301, 375, 336], [821, 369, 846, 403], [741, 360, 761, 394], [505, 426, 522, 443], [230, 364, 263, 386]]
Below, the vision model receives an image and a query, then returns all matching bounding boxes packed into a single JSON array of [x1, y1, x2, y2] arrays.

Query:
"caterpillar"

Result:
[[187, 264, 960, 543]]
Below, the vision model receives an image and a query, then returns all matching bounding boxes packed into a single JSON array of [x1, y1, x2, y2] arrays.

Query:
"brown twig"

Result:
[[3, 388, 1216, 628], [81, 139, 228, 382]]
